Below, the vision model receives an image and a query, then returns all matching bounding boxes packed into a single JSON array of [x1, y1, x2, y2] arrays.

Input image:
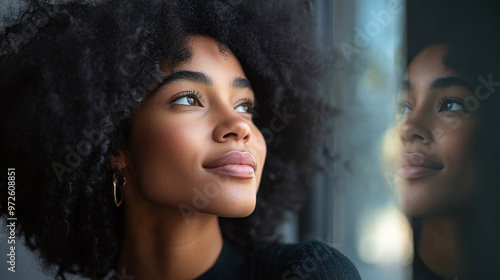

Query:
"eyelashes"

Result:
[[235, 98, 255, 114], [397, 95, 467, 116], [170, 90, 204, 107], [438, 95, 466, 112], [170, 90, 255, 114], [397, 101, 412, 115]]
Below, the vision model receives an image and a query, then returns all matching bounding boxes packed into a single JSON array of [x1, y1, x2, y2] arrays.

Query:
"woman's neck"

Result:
[[418, 214, 463, 279], [117, 202, 223, 280]]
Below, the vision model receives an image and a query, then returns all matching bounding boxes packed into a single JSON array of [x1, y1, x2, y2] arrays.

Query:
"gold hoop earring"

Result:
[[113, 171, 126, 207]]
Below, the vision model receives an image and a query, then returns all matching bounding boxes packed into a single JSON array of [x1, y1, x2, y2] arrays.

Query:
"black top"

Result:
[[412, 218, 457, 280], [413, 252, 457, 280], [195, 240, 361, 280]]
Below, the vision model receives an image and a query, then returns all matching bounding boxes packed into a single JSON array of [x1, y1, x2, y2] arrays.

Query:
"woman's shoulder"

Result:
[[254, 240, 361, 280]]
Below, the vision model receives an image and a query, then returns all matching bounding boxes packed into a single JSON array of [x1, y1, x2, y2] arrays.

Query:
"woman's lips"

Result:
[[398, 166, 441, 179], [398, 152, 443, 179], [203, 150, 256, 179]]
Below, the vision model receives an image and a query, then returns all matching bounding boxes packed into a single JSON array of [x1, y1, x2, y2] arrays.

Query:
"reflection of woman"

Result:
[[399, 0, 500, 279], [0, 1, 361, 279], [396, 43, 478, 280]]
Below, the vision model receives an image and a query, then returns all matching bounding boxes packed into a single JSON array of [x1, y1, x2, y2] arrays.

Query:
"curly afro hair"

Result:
[[0, 0, 329, 279]]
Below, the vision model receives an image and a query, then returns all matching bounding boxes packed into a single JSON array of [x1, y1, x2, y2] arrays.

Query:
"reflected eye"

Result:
[[439, 96, 465, 112], [235, 99, 254, 114], [171, 91, 203, 107], [397, 102, 412, 115]]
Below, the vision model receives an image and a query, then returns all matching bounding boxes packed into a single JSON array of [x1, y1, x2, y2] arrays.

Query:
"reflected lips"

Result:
[[203, 150, 256, 179], [398, 153, 443, 179]]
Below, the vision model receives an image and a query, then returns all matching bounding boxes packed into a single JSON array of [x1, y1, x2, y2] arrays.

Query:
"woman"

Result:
[[397, 0, 500, 278], [0, 0, 360, 279], [396, 42, 479, 280]]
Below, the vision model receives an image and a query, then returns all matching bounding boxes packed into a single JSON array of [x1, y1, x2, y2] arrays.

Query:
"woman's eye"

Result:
[[398, 103, 412, 115], [235, 100, 254, 114], [174, 96, 196, 106], [440, 100, 464, 111], [171, 92, 202, 107]]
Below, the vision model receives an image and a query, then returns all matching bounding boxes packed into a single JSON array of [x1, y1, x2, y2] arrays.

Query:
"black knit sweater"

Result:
[[195, 240, 361, 280]]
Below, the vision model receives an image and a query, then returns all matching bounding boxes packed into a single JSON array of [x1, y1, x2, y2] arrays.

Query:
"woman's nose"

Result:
[[212, 106, 252, 144], [399, 109, 433, 145]]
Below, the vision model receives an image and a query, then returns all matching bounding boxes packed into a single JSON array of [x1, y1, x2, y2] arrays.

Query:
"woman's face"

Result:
[[120, 35, 267, 218], [396, 44, 479, 217]]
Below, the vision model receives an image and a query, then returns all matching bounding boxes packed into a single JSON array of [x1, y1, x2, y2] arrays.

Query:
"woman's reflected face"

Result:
[[396, 44, 479, 217]]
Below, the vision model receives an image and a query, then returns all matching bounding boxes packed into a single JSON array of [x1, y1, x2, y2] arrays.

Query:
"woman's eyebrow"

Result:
[[401, 79, 411, 91], [160, 70, 213, 87], [430, 76, 474, 92], [232, 77, 252, 89], [154, 71, 252, 97]]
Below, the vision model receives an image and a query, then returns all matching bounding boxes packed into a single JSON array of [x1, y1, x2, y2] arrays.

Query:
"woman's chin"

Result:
[[205, 195, 257, 218], [396, 187, 435, 217]]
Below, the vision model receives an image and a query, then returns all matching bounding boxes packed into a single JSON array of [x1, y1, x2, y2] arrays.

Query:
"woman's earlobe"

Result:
[[109, 150, 128, 171], [109, 150, 129, 207]]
